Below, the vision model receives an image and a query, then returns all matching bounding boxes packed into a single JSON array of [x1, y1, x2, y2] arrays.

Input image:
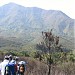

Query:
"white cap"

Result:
[[15, 56, 19, 59], [18, 61, 26, 65], [4, 55, 9, 59]]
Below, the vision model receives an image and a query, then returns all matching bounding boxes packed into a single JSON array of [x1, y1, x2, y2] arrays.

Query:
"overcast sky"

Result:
[[0, 0, 75, 19]]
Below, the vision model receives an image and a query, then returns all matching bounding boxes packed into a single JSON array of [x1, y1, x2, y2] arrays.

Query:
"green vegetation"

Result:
[[0, 30, 75, 75]]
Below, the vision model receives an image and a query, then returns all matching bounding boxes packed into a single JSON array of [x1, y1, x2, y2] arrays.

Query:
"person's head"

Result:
[[4, 55, 9, 60], [15, 56, 19, 61], [9, 55, 12, 61]]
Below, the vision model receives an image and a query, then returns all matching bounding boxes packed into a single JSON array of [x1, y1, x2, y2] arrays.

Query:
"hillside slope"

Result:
[[0, 3, 74, 50]]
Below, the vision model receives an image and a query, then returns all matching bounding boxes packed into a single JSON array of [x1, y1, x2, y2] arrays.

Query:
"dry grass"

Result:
[[20, 57, 75, 75], [20, 57, 48, 75]]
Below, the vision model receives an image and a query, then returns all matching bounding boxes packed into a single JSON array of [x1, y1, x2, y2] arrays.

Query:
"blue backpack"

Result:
[[5, 63, 16, 75]]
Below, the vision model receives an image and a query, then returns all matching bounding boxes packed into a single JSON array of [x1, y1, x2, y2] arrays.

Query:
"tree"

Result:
[[41, 29, 61, 75]]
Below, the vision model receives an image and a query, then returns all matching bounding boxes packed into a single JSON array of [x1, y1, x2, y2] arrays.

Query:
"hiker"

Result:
[[14, 56, 19, 74], [18, 61, 26, 75], [9, 55, 18, 75], [0, 55, 9, 75]]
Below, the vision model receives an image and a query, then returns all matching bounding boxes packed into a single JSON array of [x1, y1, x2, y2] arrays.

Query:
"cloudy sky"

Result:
[[0, 0, 75, 19]]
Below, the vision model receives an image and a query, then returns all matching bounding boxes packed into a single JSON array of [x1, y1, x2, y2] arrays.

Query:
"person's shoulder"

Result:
[[3, 60, 9, 63], [10, 60, 16, 63]]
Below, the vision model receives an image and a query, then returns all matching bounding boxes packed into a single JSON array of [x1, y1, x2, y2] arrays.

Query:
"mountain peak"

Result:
[[0, 3, 74, 34], [5, 2, 19, 6], [0, 2, 25, 9]]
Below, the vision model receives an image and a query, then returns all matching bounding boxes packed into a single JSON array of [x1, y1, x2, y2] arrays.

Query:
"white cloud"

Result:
[[0, 0, 75, 19]]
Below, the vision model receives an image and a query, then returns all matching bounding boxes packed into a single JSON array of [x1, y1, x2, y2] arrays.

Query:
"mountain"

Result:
[[0, 3, 74, 51]]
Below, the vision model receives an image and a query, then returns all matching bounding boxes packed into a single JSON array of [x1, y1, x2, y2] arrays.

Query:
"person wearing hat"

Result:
[[0, 55, 9, 75], [18, 61, 27, 75]]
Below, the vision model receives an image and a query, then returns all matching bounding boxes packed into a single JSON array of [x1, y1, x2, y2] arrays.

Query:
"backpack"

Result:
[[5, 64, 16, 75], [10, 64, 16, 75]]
